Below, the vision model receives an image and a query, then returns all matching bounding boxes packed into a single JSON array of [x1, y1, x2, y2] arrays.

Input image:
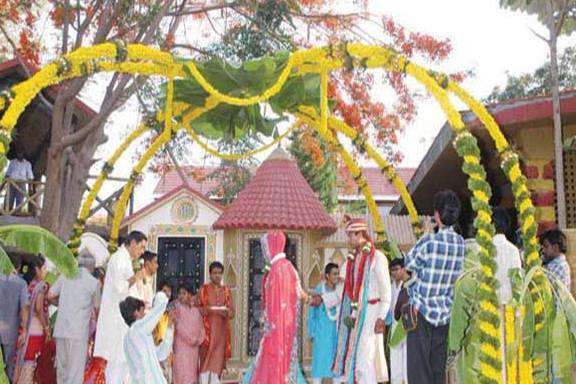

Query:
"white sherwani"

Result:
[[390, 280, 407, 384], [356, 250, 391, 384], [94, 246, 134, 365]]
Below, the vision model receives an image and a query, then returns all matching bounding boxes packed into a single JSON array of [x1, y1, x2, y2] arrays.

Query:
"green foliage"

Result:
[[485, 47, 576, 103], [209, 0, 296, 61], [0, 346, 6, 384], [449, 266, 482, 382], [0, 225, 77, 278], [500, 0, 576, 35], [0, 245, 13, 275], [172, 53, 321, 140], [341, 200, 368, 214], [288, 130, 338, 213], [388, 320, 406, 348], [208, 138, 258, 205]]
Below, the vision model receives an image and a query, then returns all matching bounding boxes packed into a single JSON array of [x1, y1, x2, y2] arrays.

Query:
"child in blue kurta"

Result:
[[307, 263, 343, 384]]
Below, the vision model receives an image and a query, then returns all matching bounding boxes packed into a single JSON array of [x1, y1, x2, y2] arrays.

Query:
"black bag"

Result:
[[401, 303, 418, 332]]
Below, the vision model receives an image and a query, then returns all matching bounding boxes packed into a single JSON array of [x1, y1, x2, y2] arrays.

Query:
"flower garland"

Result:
[[0, 44, 547, 384], [444, 79, 548, 377], [327, 115, 422, 237], [182, 118, 299, 161], [296, 108, 390, 255], [68, 122, 152, 254], [108, 132, 171, 252]]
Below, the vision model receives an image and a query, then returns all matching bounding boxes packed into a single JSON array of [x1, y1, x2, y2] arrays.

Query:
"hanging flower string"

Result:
[[0, 42, 547, 382]]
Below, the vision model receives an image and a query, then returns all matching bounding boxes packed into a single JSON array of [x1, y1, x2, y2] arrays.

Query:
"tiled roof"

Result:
[[212, 147, 337, 233], [337, 167, 415, 198], [154, 164, 416, 200], [154, 166, 222, 196], [320, 210, 431, 250]]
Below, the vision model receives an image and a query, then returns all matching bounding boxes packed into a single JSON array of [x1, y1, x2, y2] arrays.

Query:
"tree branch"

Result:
[[74, 0, 104, 49], [167, 145, 191, 188], [166, 2, 235, 16], [62, 0, 70, 54], [529, 27, 549, 43]]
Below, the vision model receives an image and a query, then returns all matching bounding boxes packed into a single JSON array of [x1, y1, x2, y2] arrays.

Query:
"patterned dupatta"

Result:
[[332, 243, 375, 382]]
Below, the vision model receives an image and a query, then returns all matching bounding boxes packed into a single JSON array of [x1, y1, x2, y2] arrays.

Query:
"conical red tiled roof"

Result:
[[212, 147, 337, 234]]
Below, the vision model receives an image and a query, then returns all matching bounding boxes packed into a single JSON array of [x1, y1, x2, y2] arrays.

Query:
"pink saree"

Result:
[[243, 231, 306, 384]]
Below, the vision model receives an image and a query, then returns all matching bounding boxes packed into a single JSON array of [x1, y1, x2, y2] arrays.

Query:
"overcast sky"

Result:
[[88, 0, 576, 210]]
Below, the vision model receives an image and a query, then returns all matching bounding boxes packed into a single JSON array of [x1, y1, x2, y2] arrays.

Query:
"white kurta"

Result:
[[129, 274, 156, 310], [390, 280, 407, 384], [94, 246, 134, 363], [356, 250, 391, 384]]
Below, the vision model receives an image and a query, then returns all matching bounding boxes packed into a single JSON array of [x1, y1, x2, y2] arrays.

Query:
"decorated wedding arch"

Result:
[[0, 41, 574, 383]]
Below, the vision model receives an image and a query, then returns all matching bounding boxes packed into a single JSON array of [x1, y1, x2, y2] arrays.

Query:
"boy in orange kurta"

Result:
[[198, 261, 234, 384]]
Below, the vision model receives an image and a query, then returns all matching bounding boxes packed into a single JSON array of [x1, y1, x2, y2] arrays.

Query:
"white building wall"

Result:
[[127, 190, 225, 277]]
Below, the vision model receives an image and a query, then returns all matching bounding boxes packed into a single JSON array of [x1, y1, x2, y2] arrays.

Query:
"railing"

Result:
[[0, 177, 134, 219], [0, 178, 45, 216]]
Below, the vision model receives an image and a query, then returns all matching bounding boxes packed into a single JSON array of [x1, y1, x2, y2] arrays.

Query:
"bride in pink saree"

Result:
[[242, 230, 307, 384]]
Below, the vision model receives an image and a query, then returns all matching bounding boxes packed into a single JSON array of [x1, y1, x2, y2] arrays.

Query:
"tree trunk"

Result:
[[547, 0, 567, 229]]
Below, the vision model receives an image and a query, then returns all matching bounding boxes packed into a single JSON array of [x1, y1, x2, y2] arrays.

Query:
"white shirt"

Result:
[[125, 292, 173, 384], [493, 234, 522, 304], [129, 273, 156, 310], [390, 280, 403, 317], [50, 268, 101, 340], [368, 250, 392, 319], [6, 159, 33, 181], [93, 246, 134, 362]]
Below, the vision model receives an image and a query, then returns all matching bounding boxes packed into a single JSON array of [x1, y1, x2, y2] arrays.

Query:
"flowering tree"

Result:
[[0, 0, 456, 239]]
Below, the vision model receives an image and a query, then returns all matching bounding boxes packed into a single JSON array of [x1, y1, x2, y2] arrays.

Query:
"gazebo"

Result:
[[212, 146, 337, 381]]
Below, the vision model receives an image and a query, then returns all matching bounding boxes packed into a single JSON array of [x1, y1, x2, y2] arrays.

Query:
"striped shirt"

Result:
[[405, 227, 465, 327], [545, 254, 571, 290], [125, 292, 174, 384]]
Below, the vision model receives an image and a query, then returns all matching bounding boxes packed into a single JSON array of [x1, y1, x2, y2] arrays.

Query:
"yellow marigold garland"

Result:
[[68, 123, 152, 254], [0, 44, 550, 384], [296, 109, 389, 253]]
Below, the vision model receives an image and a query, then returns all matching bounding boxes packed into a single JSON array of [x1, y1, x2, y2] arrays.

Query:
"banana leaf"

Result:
[[521, 267, 556, 382], [172, 53, 322, 141], [449, 268, 480, 353], [388, 320, 406, 348], [551, 310, 573, 382], [388, 239, 403, 260], [0, 225, 77, 278], [0, 245, 14, 275], [449, 267, 482, 383], [0, 346, 7, 384]]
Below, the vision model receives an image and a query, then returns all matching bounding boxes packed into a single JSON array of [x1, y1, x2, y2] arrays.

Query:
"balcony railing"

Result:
[[0, 177, 133, 220]]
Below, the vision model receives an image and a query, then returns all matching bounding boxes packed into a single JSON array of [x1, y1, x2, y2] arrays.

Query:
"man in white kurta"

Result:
[[333, 217, 392, 384], [129, 251, 158, 311], [93, 231, 147, 384]]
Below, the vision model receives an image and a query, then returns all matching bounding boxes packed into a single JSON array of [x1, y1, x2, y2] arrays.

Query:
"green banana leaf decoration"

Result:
[[171, 52, 322, 141], [388, 320, 406, 348], [0, 225, 77, 278], [0, 244, 14, 275], [448, 265, 482, 383], [452, 261, 576, 384], [0, 346, 7, 384]]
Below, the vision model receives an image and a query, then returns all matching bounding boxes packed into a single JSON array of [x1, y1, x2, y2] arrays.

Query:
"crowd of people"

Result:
[[0, 188, 573, 384]]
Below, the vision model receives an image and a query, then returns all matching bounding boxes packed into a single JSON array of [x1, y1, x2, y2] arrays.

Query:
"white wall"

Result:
[[127, 189, 224, 264]]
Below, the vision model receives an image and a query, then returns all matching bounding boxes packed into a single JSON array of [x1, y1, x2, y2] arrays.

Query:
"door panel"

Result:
[[157, 236, 205, 299]]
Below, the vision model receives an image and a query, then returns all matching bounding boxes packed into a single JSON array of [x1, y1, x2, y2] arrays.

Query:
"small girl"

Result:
[[172, 283, 205, 384]]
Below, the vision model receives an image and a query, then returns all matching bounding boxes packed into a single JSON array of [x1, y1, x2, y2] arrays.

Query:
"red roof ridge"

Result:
[[212, 149, 337, 233]]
